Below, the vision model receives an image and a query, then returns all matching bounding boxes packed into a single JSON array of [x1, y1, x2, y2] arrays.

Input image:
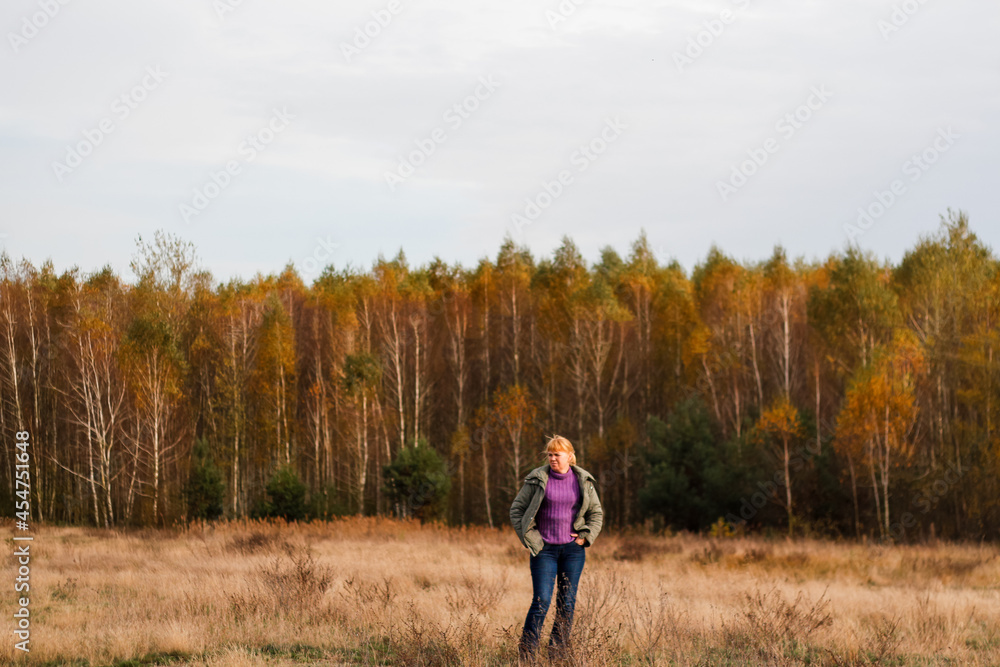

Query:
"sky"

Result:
[[1, 0, 998, 284]]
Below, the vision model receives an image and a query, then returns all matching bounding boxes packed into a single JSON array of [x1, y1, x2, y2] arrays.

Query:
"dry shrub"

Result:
[[229, 542, 333, 620], [571, 569, 627, 664], [623, 583, 682, 665], [444, 570, 509, 615], [742, 546, 773, 564], [392, 605, 463, 666], [451, 614, 495, 657], [906, 591, 977, 652], [864, 615, 903, 664], [827, 614, 902, 666], [358, 607, 496, 666], [51, 577, 79, 602], [774, 551, 810, 568], [227, 531, 282, 555], [904, 554, 982, 579], [342, 574, 397, 608], [726, 587, 832, 661], [613, 536, 657, 562], [691, 540, 733, 565], [341, 574, 398, 627]]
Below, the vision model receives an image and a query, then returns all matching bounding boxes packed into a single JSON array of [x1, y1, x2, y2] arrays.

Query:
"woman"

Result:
[[509, 435, 604, 661]]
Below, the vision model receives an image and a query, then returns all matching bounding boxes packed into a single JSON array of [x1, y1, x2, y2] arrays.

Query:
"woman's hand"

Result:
[[571, 532, 585, 546]]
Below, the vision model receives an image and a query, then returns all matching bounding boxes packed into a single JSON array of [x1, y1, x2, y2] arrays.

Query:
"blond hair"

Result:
[[544, 435, 577, 466]]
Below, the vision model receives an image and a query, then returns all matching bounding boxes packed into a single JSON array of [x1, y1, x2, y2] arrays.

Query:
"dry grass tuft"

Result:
[[827, 614, 902, 666], [228, 542, 334, 621], [726, 587, 833, 657]]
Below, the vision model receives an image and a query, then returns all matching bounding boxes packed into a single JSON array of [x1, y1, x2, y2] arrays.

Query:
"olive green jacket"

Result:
[[509, 464, 604, 557]]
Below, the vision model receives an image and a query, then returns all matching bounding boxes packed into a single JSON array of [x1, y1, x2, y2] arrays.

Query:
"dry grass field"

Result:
[[3, 517, 1000, 666]]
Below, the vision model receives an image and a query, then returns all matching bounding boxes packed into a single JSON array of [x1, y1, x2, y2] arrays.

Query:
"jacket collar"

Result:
[[525, 464, 595, 484]]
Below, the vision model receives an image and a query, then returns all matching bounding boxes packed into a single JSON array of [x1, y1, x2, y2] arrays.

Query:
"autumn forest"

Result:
[[2, 211, 998, 543]]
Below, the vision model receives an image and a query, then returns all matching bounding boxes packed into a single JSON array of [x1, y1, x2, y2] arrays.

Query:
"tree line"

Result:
[[1, 211, 997, 541]]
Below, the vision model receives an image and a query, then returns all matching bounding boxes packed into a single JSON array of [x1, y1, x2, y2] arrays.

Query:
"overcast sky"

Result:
[[2, 0, 998, 283]]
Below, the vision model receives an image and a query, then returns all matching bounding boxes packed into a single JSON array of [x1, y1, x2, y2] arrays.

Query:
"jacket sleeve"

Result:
[[580, 481, 604, 546], [509, 481, 533, 546]]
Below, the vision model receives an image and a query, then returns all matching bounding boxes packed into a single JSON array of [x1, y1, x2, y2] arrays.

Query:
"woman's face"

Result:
[[547, 449, 571, 474]]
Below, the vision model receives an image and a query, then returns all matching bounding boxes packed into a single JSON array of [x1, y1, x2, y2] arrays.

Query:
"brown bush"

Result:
[[724, 587, 832, 662], [226, 530, 281, 555], [613, 537, 658, 562], [229, 542, 333, 621]]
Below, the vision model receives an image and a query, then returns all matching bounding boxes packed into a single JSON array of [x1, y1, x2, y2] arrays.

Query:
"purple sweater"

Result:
[[537, 468, 581, 544]]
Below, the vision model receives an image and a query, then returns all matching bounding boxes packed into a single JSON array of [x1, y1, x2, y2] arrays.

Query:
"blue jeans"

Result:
[[519, 540, 586, 656]]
